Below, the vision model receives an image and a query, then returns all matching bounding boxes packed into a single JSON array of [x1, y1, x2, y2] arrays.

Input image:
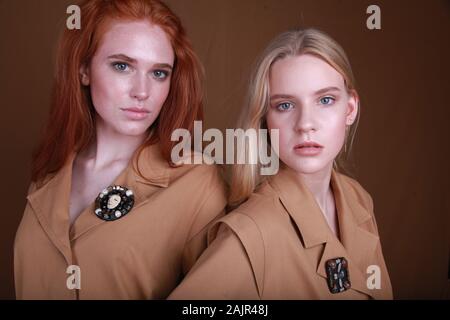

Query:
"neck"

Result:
[[296, 163, 333, 212], [80, 118, 147, 170]]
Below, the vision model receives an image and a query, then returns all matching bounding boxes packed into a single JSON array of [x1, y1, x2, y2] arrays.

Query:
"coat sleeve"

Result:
[[180, 166, 228, 275], [168, 222, 261, 300]]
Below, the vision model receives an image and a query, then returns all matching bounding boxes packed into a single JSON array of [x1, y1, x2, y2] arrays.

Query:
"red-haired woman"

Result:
[[14, 0, 227, 299]]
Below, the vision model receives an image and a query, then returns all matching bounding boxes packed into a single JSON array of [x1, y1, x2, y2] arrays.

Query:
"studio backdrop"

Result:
[[0, 0, 448, 299]]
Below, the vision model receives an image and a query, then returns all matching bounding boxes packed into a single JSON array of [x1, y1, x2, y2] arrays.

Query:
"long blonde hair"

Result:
[[229, 28, 360, 206]]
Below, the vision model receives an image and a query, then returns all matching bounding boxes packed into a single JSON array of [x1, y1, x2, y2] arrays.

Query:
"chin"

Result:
[[284, 158, 330, 175], [116, 124, 150, 137]]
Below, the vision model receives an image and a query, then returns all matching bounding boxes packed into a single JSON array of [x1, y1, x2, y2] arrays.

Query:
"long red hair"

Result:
[[32, 0, 204, 184]]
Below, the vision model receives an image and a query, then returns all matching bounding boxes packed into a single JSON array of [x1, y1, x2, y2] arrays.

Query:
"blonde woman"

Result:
[[168, 28, 393, 300]]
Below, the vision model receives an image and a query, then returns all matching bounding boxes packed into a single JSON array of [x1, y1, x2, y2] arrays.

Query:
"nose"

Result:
[[294, 105, 316, 134], [130, 72, 150, 101]]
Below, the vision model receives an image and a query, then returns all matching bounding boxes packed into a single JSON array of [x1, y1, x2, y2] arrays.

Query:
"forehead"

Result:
[[269, 54, 345, 94], [94, 19, 174, 64]]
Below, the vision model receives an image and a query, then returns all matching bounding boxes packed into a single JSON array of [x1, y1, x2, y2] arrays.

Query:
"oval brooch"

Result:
[[94, 185, 135, 221]]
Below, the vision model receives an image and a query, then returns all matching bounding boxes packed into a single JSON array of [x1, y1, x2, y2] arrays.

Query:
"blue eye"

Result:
[[112, 62, 129, 72], [319, 96, 335, 105], [153, 70, 169, 80], [276, 102, 293, 111]]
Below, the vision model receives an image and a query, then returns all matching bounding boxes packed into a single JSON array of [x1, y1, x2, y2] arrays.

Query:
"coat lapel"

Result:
[[69, 143, 170, 241], [26, 143, 171, 257], [269, 167, 381, 299], [330, 170, 384, 299], [26, 153, 75, 265], [269, 167, 329, 249]]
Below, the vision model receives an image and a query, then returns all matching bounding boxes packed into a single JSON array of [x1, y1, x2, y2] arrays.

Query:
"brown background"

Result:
[[0, 0, 449, 299]]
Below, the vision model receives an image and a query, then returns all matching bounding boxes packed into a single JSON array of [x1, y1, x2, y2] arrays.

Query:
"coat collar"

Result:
[[26, 143, 171, 264], [268, 166, 382, 298]]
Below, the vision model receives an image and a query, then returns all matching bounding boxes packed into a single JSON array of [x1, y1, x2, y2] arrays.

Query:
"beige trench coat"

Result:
[[169, 167, 393, 299], [14, 143, 227, 299]]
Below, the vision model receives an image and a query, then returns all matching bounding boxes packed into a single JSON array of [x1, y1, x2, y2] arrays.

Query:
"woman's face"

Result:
[[266, 54, 358, 176], [81, 19, 174, 136]]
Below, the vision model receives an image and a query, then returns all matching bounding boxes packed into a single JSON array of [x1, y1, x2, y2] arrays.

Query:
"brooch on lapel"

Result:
[[94, 185, 134, 221], [325, 257, 351, 294]]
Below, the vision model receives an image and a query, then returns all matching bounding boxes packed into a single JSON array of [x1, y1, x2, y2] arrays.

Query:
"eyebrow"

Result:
[[313, 86, 341, 95], [269, 94, 296, 102], [269, 86, 341, 102], [107, 54, 173, 69]]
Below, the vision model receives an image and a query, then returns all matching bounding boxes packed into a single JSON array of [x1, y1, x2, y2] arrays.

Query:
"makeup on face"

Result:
[[84, 20, 175, 137], [266, 54, 355, 175]]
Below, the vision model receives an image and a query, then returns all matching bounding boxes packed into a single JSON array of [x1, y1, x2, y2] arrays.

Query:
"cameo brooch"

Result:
[[94, 185, 134, 221]]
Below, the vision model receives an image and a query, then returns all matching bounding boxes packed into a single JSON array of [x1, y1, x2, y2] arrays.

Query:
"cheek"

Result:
[[325, 114, 347, 153], [90, 69, 128, 113], [152, 81, 171, 111], [266, 112, 292, 155], [266, 110, 290, 138], [266, 110, 282, 130]]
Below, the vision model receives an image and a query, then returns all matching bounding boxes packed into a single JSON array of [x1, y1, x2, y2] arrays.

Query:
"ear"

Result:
[[345, 90, 359, 126], [79, 64, 90, 86]]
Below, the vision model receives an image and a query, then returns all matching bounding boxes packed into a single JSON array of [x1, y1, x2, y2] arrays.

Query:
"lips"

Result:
[[121, 107, 150, 114], [293, 141, 323, 156], [294, 141, 323, 149], [121, 107, 151, 120]]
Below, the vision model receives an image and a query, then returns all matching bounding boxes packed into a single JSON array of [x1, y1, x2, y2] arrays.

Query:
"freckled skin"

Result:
[[81, 20, 175, 137], [70, 20, 175, 224]]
